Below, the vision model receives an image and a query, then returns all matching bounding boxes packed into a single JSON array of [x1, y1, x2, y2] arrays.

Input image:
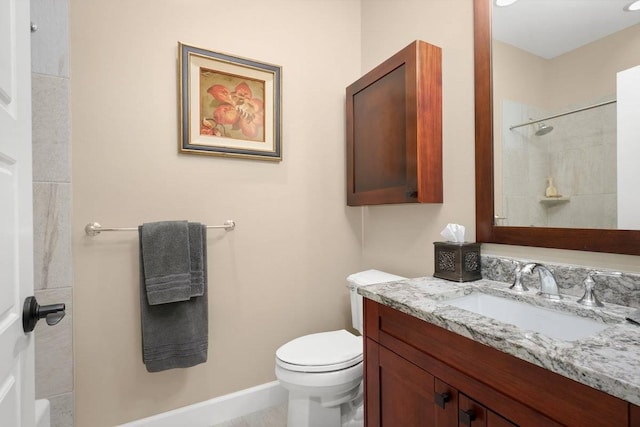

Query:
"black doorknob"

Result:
[[22, 296, 66, 333]]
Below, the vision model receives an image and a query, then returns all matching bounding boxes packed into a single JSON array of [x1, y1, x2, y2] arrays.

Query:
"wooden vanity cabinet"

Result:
[[368, 340, 520, 427], [364, 299, 634, 427]]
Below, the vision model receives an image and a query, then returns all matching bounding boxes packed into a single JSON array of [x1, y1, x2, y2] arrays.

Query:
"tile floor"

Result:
[[211, 403, 287, 427]]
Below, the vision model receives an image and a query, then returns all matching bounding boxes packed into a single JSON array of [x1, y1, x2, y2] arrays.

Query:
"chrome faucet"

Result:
[[535, 265, 562, 300], [519, 263, 562, 300]]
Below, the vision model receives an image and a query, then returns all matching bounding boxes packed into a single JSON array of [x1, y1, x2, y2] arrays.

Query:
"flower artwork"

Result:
[[179, 42, 281, 160], [199, 68, 265, 143]]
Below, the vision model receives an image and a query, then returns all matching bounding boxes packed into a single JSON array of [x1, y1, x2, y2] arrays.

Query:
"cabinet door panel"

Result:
[[346, 40, 442, 206], [365, 338, 381, 426], [379, 346, 435, 426]]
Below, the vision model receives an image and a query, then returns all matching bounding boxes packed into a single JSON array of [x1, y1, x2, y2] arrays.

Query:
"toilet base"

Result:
[[287, 392, 363, 427], [276, 358, 364, 427], [288, 393, 340, 427], [340, 387, 364, 427]]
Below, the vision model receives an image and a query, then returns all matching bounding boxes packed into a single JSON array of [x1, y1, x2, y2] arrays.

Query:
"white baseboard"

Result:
[[119, 381, 288, 427]]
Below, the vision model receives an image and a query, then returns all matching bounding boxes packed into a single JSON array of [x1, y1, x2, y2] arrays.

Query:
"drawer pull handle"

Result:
[[459, 409, 477, 425], [434, 391, 451, 409]]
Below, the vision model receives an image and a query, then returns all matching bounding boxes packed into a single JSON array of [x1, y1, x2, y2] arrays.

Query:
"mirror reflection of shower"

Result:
[[500, 98, 618, 229]]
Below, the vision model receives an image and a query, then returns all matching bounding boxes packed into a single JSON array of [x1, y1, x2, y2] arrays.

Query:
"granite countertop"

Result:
[[358, 276, 640, 406]]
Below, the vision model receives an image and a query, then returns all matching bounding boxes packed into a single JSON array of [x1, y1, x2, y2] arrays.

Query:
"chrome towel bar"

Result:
[[84, 220, 236, 236]]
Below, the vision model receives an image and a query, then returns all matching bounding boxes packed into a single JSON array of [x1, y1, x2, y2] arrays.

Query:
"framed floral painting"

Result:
[[178, 42, 282, 161]]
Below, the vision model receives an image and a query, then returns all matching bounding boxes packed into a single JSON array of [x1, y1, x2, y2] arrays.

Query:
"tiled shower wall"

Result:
[[31, 0, 74, 426]]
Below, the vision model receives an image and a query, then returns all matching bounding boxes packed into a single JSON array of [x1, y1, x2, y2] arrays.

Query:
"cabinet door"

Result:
[[346, 40, 442, 206], [459, 394, 517, 427], [378, 345, 435, 426]]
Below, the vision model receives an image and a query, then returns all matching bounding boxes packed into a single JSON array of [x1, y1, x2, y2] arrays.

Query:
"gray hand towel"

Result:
[[139, 224, 208, 372], [141, 221, 192, 305], [188, 222, 205, 297]]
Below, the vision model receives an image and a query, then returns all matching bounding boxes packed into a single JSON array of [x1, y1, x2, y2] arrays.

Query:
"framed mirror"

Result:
[[474, 0, 640, 255]]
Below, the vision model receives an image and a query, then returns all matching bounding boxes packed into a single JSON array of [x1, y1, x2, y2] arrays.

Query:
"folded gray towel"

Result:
[[139, 224, 208, 372], [141, 221, 192, 305], [188, 222, 205, 297]]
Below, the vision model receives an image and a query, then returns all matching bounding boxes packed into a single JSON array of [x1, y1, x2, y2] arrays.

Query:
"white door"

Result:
[[0, 0, 35, 425]]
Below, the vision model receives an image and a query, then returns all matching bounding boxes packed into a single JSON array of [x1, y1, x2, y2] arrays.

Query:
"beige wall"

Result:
[[359, 0, 477, 278], [493, 39, 549, 109], [548, 23, 640, 109], [71, 0, 640, 425], [70, 0, 362, 425]]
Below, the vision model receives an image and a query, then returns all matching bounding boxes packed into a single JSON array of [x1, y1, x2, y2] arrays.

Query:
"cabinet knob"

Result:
[[434, 391, 451, 409], [459, 409, 477, 426], [405, 190, 418, 198]]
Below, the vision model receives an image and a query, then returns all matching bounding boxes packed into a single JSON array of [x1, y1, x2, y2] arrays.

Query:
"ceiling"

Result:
[[492, 0, 640, 59]]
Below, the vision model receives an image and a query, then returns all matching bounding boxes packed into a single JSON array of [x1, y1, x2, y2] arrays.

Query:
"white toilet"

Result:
[[275, 270, 406, 427]]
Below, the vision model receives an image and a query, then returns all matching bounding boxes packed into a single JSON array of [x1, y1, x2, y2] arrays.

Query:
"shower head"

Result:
[[535, 123, 554, 136]]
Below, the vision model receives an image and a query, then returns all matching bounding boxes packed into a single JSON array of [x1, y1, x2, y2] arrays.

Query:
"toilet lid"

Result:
[[276, 330, 363, 373]]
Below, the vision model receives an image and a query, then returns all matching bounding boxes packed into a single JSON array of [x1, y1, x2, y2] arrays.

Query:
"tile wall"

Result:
[[31, 0, 74, 425]]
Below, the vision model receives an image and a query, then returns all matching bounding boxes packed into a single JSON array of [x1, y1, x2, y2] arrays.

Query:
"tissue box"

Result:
[[433, 242, 482, 282]]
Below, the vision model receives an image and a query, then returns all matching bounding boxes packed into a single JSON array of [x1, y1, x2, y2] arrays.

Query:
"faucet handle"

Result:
[[577, 270, 621, 307], [509, 261, 529, 292]]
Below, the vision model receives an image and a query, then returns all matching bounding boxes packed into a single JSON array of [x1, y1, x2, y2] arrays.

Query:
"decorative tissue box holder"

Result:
[[433, 242, 482, 282]]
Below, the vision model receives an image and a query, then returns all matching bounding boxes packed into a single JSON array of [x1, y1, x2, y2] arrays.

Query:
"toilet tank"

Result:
[[347, 270, 406, 334]]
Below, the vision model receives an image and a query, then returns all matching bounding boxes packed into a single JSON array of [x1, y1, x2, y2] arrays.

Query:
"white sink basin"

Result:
[[445, 293, 609, 341]]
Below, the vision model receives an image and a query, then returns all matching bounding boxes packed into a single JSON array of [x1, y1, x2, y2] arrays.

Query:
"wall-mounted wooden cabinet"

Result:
[[346, 40, 442, 206]]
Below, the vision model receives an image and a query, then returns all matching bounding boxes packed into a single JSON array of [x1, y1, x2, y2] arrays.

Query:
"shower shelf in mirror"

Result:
[[538, 196, 570, 205]]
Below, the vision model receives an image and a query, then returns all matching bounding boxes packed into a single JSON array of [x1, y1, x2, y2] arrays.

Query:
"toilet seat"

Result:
[[276, 330, 363, 373]]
